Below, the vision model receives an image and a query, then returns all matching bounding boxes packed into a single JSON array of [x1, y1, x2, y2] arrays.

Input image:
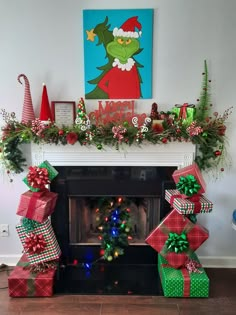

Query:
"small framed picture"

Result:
[[51, 101, 76, 127]]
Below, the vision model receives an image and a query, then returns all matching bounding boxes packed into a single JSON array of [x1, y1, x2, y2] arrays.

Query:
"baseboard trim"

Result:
[[1, 254, 236, 268], [199, 256, 236, 268], [0, 255, 22, 266]]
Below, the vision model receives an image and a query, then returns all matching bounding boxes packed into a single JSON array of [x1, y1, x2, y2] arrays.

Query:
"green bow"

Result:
[[176, 174, 201, 196], [165, 232, 189, 253], [22, 218, 40, 232]]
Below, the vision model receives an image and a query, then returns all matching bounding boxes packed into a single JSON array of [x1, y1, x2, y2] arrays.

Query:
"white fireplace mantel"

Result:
[[30, 142, 196, 168]]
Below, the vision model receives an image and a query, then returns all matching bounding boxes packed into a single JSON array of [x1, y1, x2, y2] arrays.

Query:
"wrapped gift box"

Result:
[[16, 219, 61, 265], [23, 160, 58, 192], [172, 163, 206, 198], [8, 254, 56, 297], [165, 189, 213, 214], [171, 103, 196, 125], [158, 253, 209, 297], [145, 209, 209, 268], [16, 190, 58, 223]]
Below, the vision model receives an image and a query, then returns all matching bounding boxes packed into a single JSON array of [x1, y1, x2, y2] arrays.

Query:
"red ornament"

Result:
[[221, 168, 224, 172], [214, 150, 222, 156], [162, 138, 168, 144], [58, 130, 64, 136], [66, 132, 78, 145], [218, 125, 226, 136]]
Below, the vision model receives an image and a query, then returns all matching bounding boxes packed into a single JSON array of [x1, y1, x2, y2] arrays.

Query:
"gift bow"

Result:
[[176, 174, 201, 197], [27, 166, 50, 189], [112, 126, 127, 143], [165, 232, 189, 253], [24, 233, 47, 254], [184, 258, 203, 274]]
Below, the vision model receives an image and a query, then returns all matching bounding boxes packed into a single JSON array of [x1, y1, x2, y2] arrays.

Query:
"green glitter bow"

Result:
[[165, 232, 189, 253], [22, 218, 40, 232], [176, 174, 201, 196]]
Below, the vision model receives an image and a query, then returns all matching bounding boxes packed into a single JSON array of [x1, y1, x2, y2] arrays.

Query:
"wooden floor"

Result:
[[1, 267, 236, 315]]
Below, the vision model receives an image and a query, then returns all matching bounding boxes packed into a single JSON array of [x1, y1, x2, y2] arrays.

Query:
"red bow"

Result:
[[27, 166, 50, 189], [24, 233, 47, 254]]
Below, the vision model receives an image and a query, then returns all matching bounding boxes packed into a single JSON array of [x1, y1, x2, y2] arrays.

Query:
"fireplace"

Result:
[[30, 142, 195, 295]]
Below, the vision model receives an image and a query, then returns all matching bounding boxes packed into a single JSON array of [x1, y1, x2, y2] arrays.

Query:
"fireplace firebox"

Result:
[[50, 165, 176, 295]]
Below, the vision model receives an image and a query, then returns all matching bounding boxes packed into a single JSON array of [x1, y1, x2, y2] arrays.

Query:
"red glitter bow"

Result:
[[24, 233, 47, 254], [27, 166, 50, 189], [112, 126, 127, 143], [184, 258, 203, 273]]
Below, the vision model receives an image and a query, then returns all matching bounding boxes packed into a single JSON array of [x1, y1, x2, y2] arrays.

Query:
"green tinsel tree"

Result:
[[96, 197, 133, 261], [195, 60, 211, 122]]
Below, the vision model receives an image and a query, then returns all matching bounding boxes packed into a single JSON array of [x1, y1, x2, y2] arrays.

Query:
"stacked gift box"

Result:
[[146, 162, 213, 297], [8, 160, 61, 297]]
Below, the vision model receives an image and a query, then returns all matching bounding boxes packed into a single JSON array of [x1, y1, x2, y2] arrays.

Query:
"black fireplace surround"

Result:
[[50, 166, 176, 295]]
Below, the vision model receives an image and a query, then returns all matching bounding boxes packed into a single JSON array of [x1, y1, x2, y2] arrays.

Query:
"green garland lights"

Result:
[[0, 61, 232, 177]]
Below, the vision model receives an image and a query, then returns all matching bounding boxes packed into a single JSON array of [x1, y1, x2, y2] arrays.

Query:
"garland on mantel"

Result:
[[0, 62, 232, 179]]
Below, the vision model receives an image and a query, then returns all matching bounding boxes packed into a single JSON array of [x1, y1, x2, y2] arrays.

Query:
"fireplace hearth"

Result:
[[50, 165, 176, 295]]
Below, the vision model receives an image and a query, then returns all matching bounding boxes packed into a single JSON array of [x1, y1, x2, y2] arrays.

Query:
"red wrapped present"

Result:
[[16, 190, 58, 223], [172, 163, 206, 198], [8, 254, 56, 297], [165, 189, 213, 214], [16, 219, 61, 265], [145, 209, 209, 268]]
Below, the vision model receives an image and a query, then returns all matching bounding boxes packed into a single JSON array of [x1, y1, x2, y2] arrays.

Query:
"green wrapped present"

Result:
[[23, 160, 59, 192], [171, 103, 196, 125], [158, 253, 209, 297]]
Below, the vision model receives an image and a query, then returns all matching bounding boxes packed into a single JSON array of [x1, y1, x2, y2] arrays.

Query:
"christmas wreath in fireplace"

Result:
[[96, 197, 133, 261]]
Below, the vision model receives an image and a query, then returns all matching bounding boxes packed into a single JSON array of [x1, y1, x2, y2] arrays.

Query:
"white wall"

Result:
[[1, 0, 236, 267]]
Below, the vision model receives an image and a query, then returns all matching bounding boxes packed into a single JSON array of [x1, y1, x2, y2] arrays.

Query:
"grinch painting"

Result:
[[83, 9, 153, 99]]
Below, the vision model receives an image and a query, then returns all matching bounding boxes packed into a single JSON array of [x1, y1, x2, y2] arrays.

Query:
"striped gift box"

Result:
[[165, 189, 213, 214], [16, 219, 61, 265]]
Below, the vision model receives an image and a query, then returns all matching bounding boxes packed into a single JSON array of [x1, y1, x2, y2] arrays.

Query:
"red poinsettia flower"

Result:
[[66, 132, 78, 145]]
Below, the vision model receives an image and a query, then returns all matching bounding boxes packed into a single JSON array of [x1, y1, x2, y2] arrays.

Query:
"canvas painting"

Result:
[[83, 9, 154, 99]]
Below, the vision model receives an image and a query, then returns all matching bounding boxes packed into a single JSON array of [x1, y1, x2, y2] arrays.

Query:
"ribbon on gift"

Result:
[[176, 174, 201, 197], [174, 103, 195, 120], [23, 233, 47, 254], [26, 190, 48, 218], [159, 221, 194, 258], [27, 166, 50, 190], [161, 263, 191, 297], [165, 232, 189, 253]]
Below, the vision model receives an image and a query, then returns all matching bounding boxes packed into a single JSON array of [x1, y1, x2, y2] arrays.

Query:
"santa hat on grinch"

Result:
[[18, 74, 35, 123], [39, 83, 52, 122], [113, 16, 142, 38]]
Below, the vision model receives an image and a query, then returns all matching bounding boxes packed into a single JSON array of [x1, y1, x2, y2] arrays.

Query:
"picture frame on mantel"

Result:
[[51, 101, 76, 127]]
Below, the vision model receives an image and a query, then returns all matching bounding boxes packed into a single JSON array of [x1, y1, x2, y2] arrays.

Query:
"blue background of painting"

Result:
[[83, 9, 153, 99]]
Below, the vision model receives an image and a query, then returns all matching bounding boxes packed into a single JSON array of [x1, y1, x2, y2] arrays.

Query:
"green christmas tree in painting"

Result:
[[85, 16, 144, 99]]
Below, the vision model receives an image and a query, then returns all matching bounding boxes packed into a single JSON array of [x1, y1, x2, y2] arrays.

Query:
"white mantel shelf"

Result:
[[31, 142, 196, 168]]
